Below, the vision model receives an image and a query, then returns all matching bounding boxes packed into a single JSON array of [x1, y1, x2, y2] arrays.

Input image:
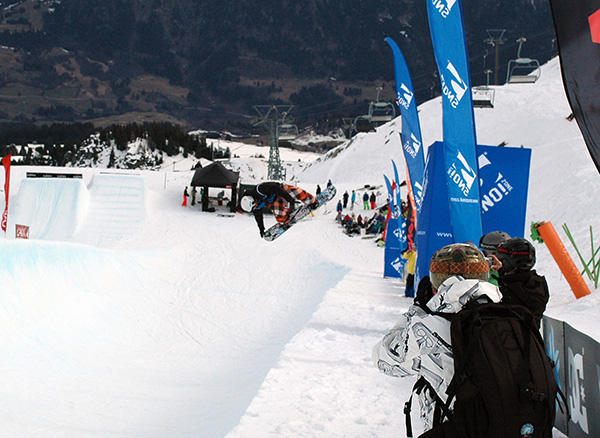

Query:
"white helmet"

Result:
[[240, 195, 255, 212]]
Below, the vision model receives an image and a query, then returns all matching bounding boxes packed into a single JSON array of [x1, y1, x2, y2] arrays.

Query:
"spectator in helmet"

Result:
[[479, 231, 511, 286], [492, 237, 549, 329], [240, 182, 317, 237], [373, 243, 501, 437]]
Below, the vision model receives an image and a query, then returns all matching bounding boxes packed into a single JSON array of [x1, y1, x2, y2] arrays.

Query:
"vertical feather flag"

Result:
[[425, 0, 482, 244]]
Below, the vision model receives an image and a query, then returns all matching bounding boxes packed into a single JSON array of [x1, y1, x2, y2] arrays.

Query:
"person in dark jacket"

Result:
[[490, 237, 549, 329], [369, 192, 376, 209], [240, 182, 317, 237], [362, 192, 370, 210], [343, 191, 349, 209], [182, 186, 189, 206]]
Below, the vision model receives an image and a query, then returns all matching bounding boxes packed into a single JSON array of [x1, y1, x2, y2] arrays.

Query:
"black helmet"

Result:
[[429, 243, 490, 290], [479, 231, 511, 256], [496, 238, 536, 272]]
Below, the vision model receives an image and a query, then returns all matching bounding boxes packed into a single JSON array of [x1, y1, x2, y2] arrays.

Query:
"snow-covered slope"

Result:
[[0, 56, 597, 437]]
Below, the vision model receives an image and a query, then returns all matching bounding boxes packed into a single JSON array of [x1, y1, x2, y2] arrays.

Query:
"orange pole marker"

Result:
[[537, 221, 592, 299]]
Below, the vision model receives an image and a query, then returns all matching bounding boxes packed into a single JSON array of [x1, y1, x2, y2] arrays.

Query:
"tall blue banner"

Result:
[[385, 37, 425, 211], [415, 142, 531, 286], [384, 218, 406, 278], [425, 0, 482, 245]]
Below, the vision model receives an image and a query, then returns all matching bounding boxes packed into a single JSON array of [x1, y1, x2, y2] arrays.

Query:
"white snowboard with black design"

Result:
[[263, 186, 337, 241]]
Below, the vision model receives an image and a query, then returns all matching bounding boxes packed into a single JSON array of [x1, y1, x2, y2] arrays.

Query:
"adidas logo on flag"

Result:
[[397, 83, 414, 110], [391, 257, 404, 274], [441, 61, 468, 108], [448, 151, 477, 197], [403, 133, 422, 159], [431, 0, 457, 18]]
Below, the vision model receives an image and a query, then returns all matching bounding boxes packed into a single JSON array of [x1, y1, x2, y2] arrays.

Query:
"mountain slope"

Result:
[[0, 0, 556, 127]]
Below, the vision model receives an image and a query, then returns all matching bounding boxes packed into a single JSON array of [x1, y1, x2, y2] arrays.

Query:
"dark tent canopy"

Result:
[[190, 162, 239, 212]]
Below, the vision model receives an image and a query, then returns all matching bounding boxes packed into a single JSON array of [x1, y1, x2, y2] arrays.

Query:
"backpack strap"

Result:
[[404, 377, 429, 438], [405, 377, 457, 438]]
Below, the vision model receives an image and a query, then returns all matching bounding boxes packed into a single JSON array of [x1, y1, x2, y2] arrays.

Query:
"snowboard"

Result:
[[263, 185, 337, 241]]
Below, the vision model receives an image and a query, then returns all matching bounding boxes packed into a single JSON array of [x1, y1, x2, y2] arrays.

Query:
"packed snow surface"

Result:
[[1, 57, 597, 437]]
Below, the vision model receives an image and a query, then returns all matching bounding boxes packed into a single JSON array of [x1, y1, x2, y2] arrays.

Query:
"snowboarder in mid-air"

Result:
[[240, 182, 318, 237]]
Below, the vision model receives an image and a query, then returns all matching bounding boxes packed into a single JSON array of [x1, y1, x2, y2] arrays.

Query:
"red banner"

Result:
[[2, 154, 11, 232]]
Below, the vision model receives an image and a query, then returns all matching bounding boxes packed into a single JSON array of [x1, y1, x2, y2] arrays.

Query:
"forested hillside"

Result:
[[0, 0, 555, 129]]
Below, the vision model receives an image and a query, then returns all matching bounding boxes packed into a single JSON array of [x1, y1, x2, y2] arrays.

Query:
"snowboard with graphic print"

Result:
[[263, 186, 336, 241]]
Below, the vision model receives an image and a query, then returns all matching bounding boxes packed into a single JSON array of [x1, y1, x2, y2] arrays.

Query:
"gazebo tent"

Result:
[[190, 162, 240, 212]]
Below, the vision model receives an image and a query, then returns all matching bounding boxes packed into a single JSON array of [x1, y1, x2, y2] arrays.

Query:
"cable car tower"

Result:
[[253, 105, 293, 181]]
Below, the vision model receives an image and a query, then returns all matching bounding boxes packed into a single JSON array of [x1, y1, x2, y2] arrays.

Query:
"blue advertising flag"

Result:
[[415, 142, 453, 286], [384, 37, 426, 211], [384, 218, 406, 278], [478, 145, 532, 238], [425, 0, 482, 244]]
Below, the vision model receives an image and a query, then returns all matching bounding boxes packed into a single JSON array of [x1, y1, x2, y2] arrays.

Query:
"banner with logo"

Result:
[[426, 0, 482, 245], [549, 0, 600, 174], [1, 153, 10, 232], [543, 316, 600, 437], [385, 37, 426, 210], [415, 142, 531, 285], [478, 145, 531, 238], [415, 142, 454, 284], [384, 217, 406, 278]]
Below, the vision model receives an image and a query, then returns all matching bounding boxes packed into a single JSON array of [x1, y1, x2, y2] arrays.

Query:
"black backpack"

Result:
[[406, 302, 561, 438]]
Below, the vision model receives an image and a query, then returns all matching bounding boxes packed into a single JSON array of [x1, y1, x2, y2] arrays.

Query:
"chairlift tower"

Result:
[[484, 29, 506, 85], [253, 105, 293, 181], [484, 69, 493, 88]]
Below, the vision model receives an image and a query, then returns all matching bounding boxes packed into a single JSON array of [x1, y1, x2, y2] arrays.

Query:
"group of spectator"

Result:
[[335, 204, 388, 238], [333, 189, 378, 213], [182, 186, 199, 206]]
